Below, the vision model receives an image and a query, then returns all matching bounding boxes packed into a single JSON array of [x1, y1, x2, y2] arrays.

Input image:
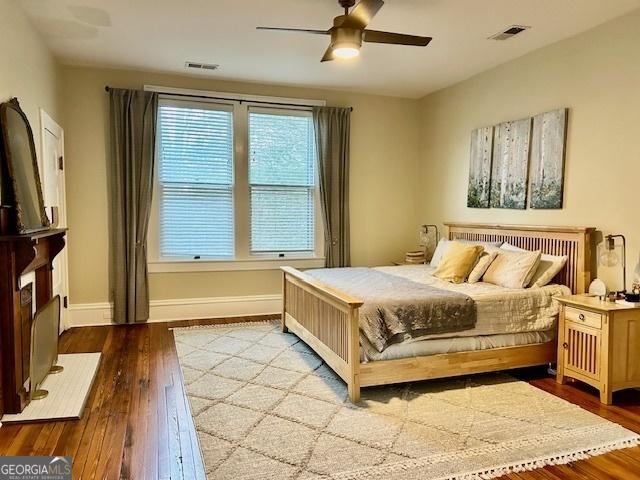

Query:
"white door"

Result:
[[40, 109, 70, 332]]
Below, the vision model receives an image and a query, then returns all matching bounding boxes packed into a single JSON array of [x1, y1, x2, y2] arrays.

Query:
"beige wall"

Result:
[[60, 66, 422, 304], [59, 6, 640, 304], [419, 9, 640, 291], [1, 0, 60, 164]]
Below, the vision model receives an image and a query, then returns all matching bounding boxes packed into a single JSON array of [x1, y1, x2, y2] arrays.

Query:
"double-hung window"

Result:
[[149, 94, 324, 271], [248, 108, 316, 255], [157, 100, 235, 259]]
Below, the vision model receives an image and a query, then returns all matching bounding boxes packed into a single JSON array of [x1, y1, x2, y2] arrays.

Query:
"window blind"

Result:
[[248, 110, 316, 253], [158, 102, 234, 258]]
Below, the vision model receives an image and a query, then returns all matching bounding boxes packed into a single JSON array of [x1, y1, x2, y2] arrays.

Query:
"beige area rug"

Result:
[[173, 321, 639, 480]]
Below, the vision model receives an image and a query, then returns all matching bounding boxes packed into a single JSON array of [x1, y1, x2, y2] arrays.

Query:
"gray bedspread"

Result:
[[306, 267, 477, 352]]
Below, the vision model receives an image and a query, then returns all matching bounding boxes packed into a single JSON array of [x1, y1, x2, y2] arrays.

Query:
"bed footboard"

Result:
[[281, 267, 363, 402]]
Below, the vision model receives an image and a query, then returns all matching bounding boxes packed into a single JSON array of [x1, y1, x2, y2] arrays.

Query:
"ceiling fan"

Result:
[[256, 0, 432, 62]]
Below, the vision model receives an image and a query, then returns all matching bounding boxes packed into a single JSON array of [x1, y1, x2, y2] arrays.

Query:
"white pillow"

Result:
[[501, 243, 568, 287], [430, 239, 502, 267], [467, 250, 498, 283], [482, 249, 542, 289], [500, 242, 531, 254], [462, 239, 503, 248], [429, 239, 450, 267], [530, 255, 568, 287]]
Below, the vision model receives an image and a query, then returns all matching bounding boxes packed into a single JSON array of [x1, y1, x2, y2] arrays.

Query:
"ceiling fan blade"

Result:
[[256, 27, 330, 35], [343, 0, 384, 28], [320, 46, 335, 62], [363, 30, 432, 46]]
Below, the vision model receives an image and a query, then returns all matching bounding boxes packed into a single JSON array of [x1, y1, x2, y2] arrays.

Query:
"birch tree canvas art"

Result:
[[490, 118, 532, 209], [467, 126, 493, 208], [529, 108, 568, 209]]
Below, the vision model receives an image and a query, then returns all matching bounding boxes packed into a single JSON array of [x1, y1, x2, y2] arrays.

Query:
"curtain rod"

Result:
[[104, 86, 353, 111]]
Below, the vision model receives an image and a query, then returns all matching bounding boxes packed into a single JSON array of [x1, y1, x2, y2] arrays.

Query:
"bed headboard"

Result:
[[445, 222, 595, 294]]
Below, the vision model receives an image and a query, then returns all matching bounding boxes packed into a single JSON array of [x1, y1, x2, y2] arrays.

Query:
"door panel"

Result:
[[40, 110, 69, 332], [563, 321, 601, 380]]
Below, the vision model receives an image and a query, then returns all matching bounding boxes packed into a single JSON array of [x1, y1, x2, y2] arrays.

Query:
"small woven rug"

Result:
[[173, 321, 639, 480]]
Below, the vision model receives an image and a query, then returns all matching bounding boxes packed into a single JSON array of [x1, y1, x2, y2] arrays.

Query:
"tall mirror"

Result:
[[0, 98, 50, 233]]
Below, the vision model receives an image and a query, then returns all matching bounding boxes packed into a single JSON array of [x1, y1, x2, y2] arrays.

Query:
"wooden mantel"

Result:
[[0, 228, 66, 414]]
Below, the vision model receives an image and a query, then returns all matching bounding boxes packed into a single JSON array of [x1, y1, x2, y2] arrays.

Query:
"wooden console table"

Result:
[[0, 228, 66, 414]]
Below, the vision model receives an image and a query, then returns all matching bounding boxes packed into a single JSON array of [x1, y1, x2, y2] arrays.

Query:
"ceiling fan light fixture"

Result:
[[333, 43, 360, 59], [330, 26, 362, 59]]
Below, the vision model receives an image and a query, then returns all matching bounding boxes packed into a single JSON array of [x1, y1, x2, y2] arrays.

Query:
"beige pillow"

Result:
[[500, 243, 567, 287], [530, 254, 568, 287], [434, 242, 484, 284], [468, 250, 498, 283], [482, 249, 542, 289]]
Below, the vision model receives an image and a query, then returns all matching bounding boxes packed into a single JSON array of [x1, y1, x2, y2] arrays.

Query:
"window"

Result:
[[249, 109, 316, 254], [157, 101, 234, 258], [149, 94, 324, 271]]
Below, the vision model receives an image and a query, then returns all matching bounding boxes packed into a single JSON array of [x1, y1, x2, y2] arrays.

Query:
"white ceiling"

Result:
[[19, 0, 640, 98]]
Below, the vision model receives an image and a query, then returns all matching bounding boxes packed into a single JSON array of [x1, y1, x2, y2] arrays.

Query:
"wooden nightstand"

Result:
[[556, 295, 640, 404]]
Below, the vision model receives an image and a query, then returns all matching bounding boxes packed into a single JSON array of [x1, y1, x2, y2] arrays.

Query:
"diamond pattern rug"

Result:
[[173, 321, 639, 480]]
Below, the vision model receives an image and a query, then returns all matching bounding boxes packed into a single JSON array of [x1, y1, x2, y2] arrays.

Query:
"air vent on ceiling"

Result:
[[185, 61, 220, 71], [488, 25, 530, 41]]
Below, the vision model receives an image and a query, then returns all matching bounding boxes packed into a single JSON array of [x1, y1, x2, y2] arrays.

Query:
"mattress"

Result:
[[374, 264, 570, 340], [361, 329, 555, 362]]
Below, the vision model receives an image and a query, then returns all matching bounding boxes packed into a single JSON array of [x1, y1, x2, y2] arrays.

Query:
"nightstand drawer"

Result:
[[565, 306, 602, 329]]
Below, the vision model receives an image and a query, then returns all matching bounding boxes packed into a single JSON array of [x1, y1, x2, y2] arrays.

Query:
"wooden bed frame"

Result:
[[281, 223, 595, 402]]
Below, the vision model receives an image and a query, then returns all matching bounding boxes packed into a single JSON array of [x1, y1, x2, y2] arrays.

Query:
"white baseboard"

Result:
[[68, 294, 282, 327]]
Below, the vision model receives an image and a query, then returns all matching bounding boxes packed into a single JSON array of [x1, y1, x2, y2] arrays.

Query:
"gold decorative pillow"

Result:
[[434, 242, 484, 284], [482, 249, 542, 289]]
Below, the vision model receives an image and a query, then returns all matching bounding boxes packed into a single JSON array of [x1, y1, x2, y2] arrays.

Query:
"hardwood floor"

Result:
[[1, 316, 639, 480]]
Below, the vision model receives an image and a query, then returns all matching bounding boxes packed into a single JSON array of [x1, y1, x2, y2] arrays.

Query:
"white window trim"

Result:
[[147, 88, 326, 273]]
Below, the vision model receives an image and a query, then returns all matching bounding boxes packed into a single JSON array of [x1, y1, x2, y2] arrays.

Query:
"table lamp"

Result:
[[599, 234, 626, 294]]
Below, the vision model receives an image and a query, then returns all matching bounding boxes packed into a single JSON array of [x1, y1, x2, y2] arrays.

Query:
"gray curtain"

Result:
[[108, 88, 158, 324], [313, 106, 351, 267]]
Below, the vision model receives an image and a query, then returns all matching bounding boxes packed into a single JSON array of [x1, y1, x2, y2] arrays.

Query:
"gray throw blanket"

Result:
[[306, 268, 477, 352]]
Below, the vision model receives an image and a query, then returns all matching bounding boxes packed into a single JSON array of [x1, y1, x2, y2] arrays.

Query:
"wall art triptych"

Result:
[[467, 108, 568, 210]]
